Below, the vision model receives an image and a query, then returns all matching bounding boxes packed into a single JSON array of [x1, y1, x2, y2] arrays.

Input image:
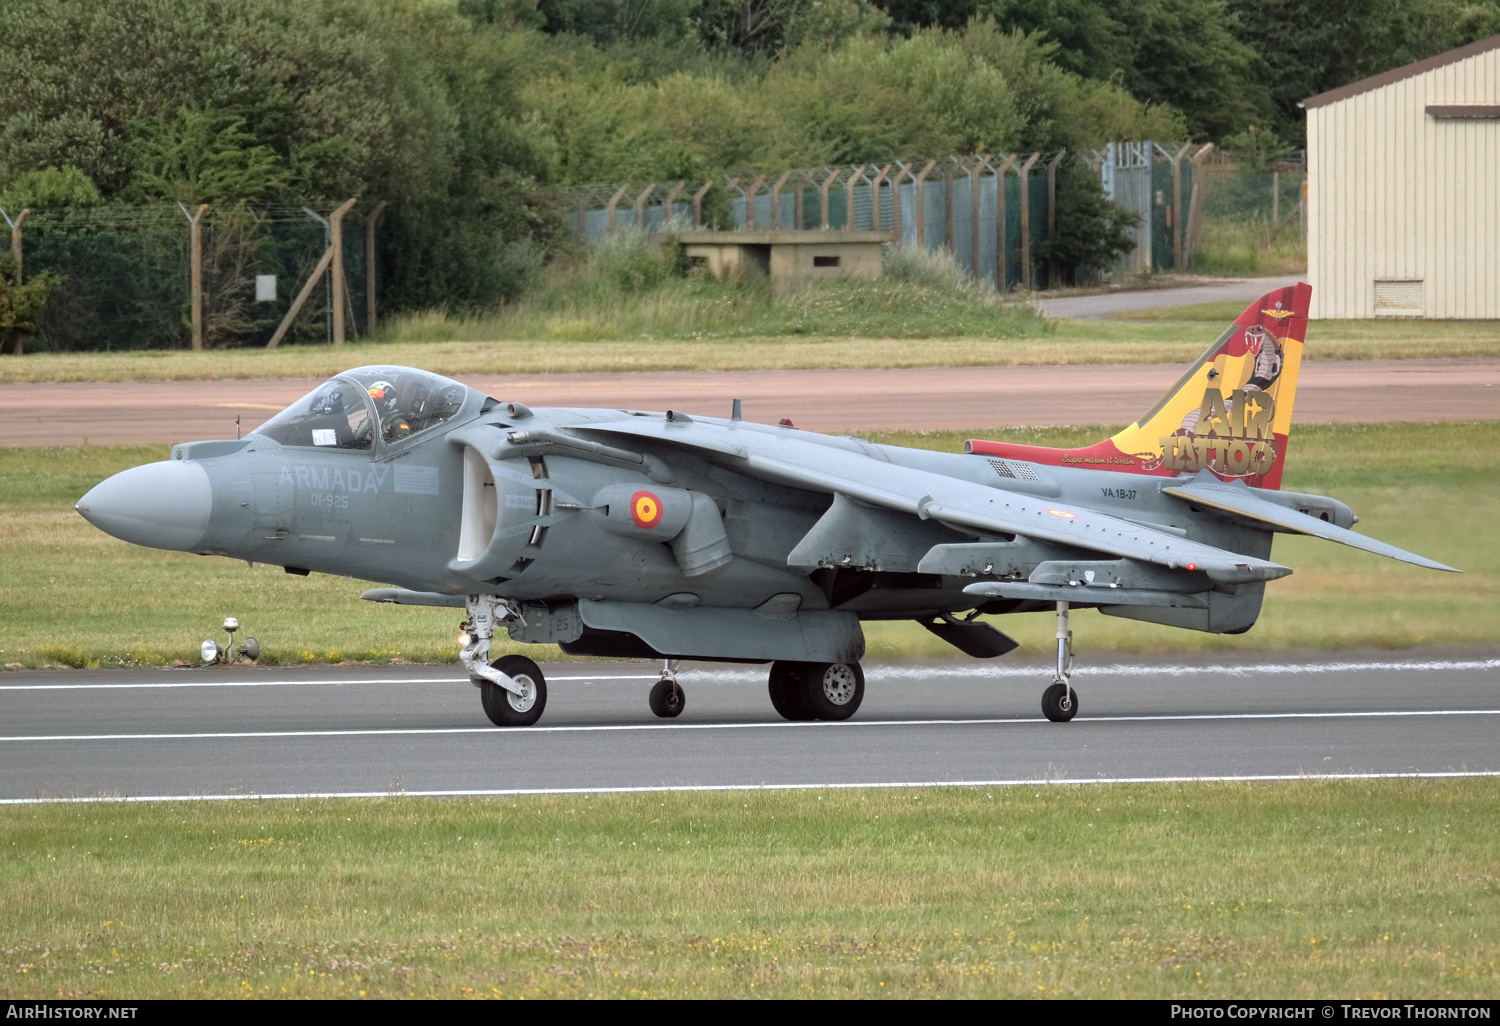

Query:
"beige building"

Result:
[[1306, 35, 1500, 319]]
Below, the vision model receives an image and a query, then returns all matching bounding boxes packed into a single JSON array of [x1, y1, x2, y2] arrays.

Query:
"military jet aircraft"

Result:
[[76, 283, 1454, 725]]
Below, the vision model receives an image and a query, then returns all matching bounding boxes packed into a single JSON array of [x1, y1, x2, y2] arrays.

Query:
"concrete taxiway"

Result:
[[1035, 275, 1304, 319], [3, 359, 1497, 446], [2, 655, 1497, 801]]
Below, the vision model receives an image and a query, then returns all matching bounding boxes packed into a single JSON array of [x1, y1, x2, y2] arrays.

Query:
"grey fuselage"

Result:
[[109, 369, 1325, 663]]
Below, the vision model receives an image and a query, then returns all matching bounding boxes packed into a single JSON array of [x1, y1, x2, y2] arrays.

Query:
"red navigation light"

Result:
[[1186, 562, 1197, 571]]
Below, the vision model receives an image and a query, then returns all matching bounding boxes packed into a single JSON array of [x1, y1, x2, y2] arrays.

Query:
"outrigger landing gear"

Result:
[[1040, 601, 1078, 723], [648, 659, 686, 718]]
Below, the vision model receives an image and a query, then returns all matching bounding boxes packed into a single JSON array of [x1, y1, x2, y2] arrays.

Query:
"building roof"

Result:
[[663, 230, 893, 245], [1303, 33, 1500, 110]]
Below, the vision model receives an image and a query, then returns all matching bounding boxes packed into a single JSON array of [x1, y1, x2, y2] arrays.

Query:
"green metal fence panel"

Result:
[[16, 205, 375, 351], [1151, 159, 1175, 271]]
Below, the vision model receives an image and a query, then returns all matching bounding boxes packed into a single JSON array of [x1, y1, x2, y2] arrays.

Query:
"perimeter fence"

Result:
[[1189, 153, 1308, 275], [569, 143, 1235, 287], [1, 147, 1307, 354], [3, 202, 384, 352]]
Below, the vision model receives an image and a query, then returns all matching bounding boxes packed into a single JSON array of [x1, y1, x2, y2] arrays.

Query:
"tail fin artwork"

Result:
[[967, 282, 1311, 490]]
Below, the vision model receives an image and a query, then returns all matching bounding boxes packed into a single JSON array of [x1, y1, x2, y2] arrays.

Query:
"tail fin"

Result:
[[967, 282, 1310, 490]]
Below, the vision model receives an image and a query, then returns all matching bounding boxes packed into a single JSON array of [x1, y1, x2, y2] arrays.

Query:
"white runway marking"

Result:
[[0, 674, 655, 691], [3, 707, 1497, 744], [689, 658, 1500, 683], [5, 770, 1499, 805], [3, 658, 1497, 691]]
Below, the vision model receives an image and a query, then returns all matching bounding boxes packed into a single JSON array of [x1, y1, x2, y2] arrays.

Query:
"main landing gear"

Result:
[[767, 660, 865, 721], [1041, 601, 1078, 723], [648, 660, 686, 718]]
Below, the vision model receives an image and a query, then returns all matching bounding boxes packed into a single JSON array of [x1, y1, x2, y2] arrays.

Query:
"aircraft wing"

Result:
[[569, 419, 1291, 584], [1162, 473, 1457, 572]]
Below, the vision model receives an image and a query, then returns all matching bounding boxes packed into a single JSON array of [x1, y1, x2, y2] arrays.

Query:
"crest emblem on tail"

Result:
[[968, 282, 1311, 490]]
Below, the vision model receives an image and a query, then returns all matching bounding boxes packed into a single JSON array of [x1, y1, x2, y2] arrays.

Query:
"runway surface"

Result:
[[3, 359, 1497, 446], [3, 655, 1497, 802]]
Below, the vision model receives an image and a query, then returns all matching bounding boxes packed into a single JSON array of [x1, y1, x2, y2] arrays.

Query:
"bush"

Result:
[[882, 244, 979, 294], [1038, 159, 1139, 285], [0, 166, 100, 209], [589, 224, 679, 291]]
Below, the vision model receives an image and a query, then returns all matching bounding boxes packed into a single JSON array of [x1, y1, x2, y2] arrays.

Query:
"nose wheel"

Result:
[[479, 654, 548, 727], [648, 660, 686, 718], [1041, 601, 1079, 722]]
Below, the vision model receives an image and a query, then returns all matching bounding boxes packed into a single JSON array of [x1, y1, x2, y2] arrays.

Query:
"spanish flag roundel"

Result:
[[630, 490, 663, 528]]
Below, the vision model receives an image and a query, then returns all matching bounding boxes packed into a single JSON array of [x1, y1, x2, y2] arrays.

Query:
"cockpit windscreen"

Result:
[[252, 367, 469, 450], [253, 379, 374, 450], [344, 367, 468, 444]]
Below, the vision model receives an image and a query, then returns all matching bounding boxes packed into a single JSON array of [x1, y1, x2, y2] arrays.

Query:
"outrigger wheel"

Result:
[[648, 660, 686, 718], [1041, 681, 1078, 723], [768, 660, 864, 721], [1041, 601, 1078, 723]]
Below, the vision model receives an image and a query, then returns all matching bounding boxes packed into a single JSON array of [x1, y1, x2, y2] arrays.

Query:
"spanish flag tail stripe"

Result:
[[966, 282, 1311, 491]]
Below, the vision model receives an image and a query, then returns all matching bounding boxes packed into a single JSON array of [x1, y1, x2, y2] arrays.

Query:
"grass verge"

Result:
[[1, 780, 1497, 998], [1, 423, 1493, 669], [1, 304, 1496, 386], [1191, 218, 1309, 278]]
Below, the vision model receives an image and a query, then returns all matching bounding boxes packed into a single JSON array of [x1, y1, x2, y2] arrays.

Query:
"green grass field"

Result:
[[2, 780, 1497, 999], [1, 422, 1493, 669], [2, 304, 1496, 384]]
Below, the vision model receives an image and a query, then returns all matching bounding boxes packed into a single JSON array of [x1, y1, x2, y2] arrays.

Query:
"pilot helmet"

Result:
[[368, 380, 398, 409]]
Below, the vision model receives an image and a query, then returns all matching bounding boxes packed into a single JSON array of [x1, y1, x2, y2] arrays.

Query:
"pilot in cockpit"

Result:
[[367, 372, 466, 444], [253, 367, 466, 450], [367, 379, 411, 443]]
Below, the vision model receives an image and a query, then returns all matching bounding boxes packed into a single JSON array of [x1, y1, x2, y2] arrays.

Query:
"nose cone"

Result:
[[76, 460, 213, 552]]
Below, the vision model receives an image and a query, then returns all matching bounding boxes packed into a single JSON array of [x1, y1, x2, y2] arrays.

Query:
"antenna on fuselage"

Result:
[[731, 399, 742, 421]]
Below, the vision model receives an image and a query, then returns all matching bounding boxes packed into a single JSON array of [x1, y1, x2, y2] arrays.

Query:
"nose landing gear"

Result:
[[462, 594, 547, 727], [648, 660, 686, 718], [1041, 601, 1078, 722]]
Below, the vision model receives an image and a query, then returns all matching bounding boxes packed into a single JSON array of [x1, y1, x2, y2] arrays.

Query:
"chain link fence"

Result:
[[571, 156, 1059, 290], [2, 145, 1295, 353], [1190, 155, 1308, 275], [571, 145, 1223, 287], [4, 203, 381, 352]]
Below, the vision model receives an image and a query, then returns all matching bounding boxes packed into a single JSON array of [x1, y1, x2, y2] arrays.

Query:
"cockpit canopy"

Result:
[[254, 366, 470, 450]]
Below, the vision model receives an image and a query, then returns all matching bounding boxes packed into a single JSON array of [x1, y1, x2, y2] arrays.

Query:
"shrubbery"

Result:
[[0, 0, 1176, 327], [5, 0, 1486, 334]]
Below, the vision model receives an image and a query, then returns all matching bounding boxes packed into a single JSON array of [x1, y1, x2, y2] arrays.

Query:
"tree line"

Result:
[[0, 0, 1493, 322]]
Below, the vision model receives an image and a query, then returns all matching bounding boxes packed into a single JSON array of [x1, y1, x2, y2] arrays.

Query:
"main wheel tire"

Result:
[[767, 661, 811, 721], [802, 661, 864, 721], [648, 678, 685, 718], [480, 654, 547, 727], [1041, 682, 1078, 723]]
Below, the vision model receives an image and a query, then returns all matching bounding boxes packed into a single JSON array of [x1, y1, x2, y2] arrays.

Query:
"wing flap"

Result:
[[1163, 475, 1457, 572]]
